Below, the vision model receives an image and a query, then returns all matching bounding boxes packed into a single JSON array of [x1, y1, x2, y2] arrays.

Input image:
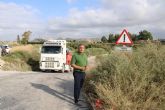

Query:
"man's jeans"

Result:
[[73, 71, 86, 102]]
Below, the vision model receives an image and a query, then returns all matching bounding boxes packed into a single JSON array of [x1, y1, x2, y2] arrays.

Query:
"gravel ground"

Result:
[[0, 56, 95, 110], [0, 71, 91, 110]]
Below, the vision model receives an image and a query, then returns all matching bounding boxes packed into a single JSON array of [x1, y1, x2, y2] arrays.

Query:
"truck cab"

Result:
[[39, 40, 66, 72]]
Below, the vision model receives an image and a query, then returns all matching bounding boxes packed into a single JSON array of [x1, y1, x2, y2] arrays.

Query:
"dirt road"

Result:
[[0, 71, 90, 110]]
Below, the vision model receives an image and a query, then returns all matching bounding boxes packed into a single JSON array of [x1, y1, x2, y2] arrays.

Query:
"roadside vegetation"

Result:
[[0, 29, 164, 109], [85, 48, 108, 56], [1, 44, 40, 71], [84, 43, 165, 110], [67, 41, 112, 56]]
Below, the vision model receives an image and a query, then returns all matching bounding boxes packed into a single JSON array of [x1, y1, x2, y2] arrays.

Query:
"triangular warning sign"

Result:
[[116, 29, 133, 45]]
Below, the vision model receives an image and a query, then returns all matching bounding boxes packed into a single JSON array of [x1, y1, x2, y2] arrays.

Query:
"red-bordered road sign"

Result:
[[116, 29, 133, 45]]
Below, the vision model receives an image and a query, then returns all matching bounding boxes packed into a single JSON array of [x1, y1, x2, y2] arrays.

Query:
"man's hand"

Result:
[[81, 67, 86, 71], [85, 66, 88, 71], [71, 64, 88, 71], [71, 64, 85, 71], [81, 66, 88, 71]]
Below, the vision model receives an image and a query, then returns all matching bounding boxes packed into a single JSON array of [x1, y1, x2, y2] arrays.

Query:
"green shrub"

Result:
[[85, 43, 165, 110], [85, 48, 108, 56]]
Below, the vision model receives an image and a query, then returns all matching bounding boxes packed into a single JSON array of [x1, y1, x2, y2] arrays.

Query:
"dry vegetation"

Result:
[[10, 45, 34, 53], [1, 44, 40, 71], [85, 48, 108, 56], [1, 42, 165, 109], [85, 43, 165, 110]]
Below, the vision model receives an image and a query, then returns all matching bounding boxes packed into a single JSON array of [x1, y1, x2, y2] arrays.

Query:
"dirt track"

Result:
[[0, 71, 90, 110]]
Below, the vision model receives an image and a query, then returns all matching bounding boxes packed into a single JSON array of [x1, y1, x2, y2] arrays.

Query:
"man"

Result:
[[71, 44, 88, 104]]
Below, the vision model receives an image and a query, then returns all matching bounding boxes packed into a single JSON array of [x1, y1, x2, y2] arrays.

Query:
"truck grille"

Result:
[[45, 62, 54, 68], [45, 57, 55, 61]]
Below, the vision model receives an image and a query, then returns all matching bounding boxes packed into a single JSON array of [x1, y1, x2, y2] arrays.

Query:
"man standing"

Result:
[[71, 44, 88, 104]]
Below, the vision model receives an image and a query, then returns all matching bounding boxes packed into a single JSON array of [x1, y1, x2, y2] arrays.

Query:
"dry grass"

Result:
[[85, 43, 165, 110], [11, 45, 34, 53], [2, 44, 40, 71], [85, 48, 108, 56]]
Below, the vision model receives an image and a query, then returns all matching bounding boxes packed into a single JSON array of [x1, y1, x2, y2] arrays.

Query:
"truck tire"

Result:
[[41, 69, 46, 72]]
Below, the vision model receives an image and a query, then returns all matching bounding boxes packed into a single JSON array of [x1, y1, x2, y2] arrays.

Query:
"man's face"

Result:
[[78, 45, 85, 53]]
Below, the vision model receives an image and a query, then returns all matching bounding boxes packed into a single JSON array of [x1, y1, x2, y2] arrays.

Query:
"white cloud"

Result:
[[1, 0, 165, 40], [48, 0, 165, 39], [0, 2, 45, 41]]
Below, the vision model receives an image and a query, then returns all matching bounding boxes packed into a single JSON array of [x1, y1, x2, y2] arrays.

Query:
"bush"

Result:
[[2, 45, 40, 71], [85, 48, 108, 56], [67, 42, 112, 52], [85, 43, 165, 110]]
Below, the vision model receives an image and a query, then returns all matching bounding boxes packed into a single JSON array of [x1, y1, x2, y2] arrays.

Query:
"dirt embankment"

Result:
[[87, 56, 97, 71], [0, 58, 5, 70]]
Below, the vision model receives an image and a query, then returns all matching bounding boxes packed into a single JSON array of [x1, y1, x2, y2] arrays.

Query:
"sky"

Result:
[[0, 0, 165, 41]]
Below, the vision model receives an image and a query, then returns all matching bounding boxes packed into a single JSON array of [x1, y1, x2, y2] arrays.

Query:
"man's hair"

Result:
[[78, 44, 85, 48]]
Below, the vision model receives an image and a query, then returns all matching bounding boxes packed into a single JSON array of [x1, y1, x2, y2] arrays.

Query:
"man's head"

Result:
[[78, 44, 85, 53]]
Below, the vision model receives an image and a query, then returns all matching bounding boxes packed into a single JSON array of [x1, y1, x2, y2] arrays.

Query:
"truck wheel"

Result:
[[41, 69, 46, 72]]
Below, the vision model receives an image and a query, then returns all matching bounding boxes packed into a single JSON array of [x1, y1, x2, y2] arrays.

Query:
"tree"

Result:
[[114, 34, 120, 42], [131, 34, 138, 41], [21, 31, 32, 44], [108, 33, 115, 43], [128, 32, 138, 41], [137, 30, 153, 40], [32, 38, 47, 43], [101, 36, 108, 43], [17, 35, 20, 44], [21, 37, 27, 44]]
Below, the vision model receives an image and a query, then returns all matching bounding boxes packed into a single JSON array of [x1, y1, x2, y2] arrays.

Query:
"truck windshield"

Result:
[[41, 46, 61, 54]]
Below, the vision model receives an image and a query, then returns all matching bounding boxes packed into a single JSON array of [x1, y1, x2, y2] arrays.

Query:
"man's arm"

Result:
[[71, 61, 88, 72], [71, 64, 86, 71]]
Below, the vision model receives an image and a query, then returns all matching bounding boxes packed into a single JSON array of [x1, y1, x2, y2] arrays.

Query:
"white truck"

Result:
[[39, 40, 67, 72]]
